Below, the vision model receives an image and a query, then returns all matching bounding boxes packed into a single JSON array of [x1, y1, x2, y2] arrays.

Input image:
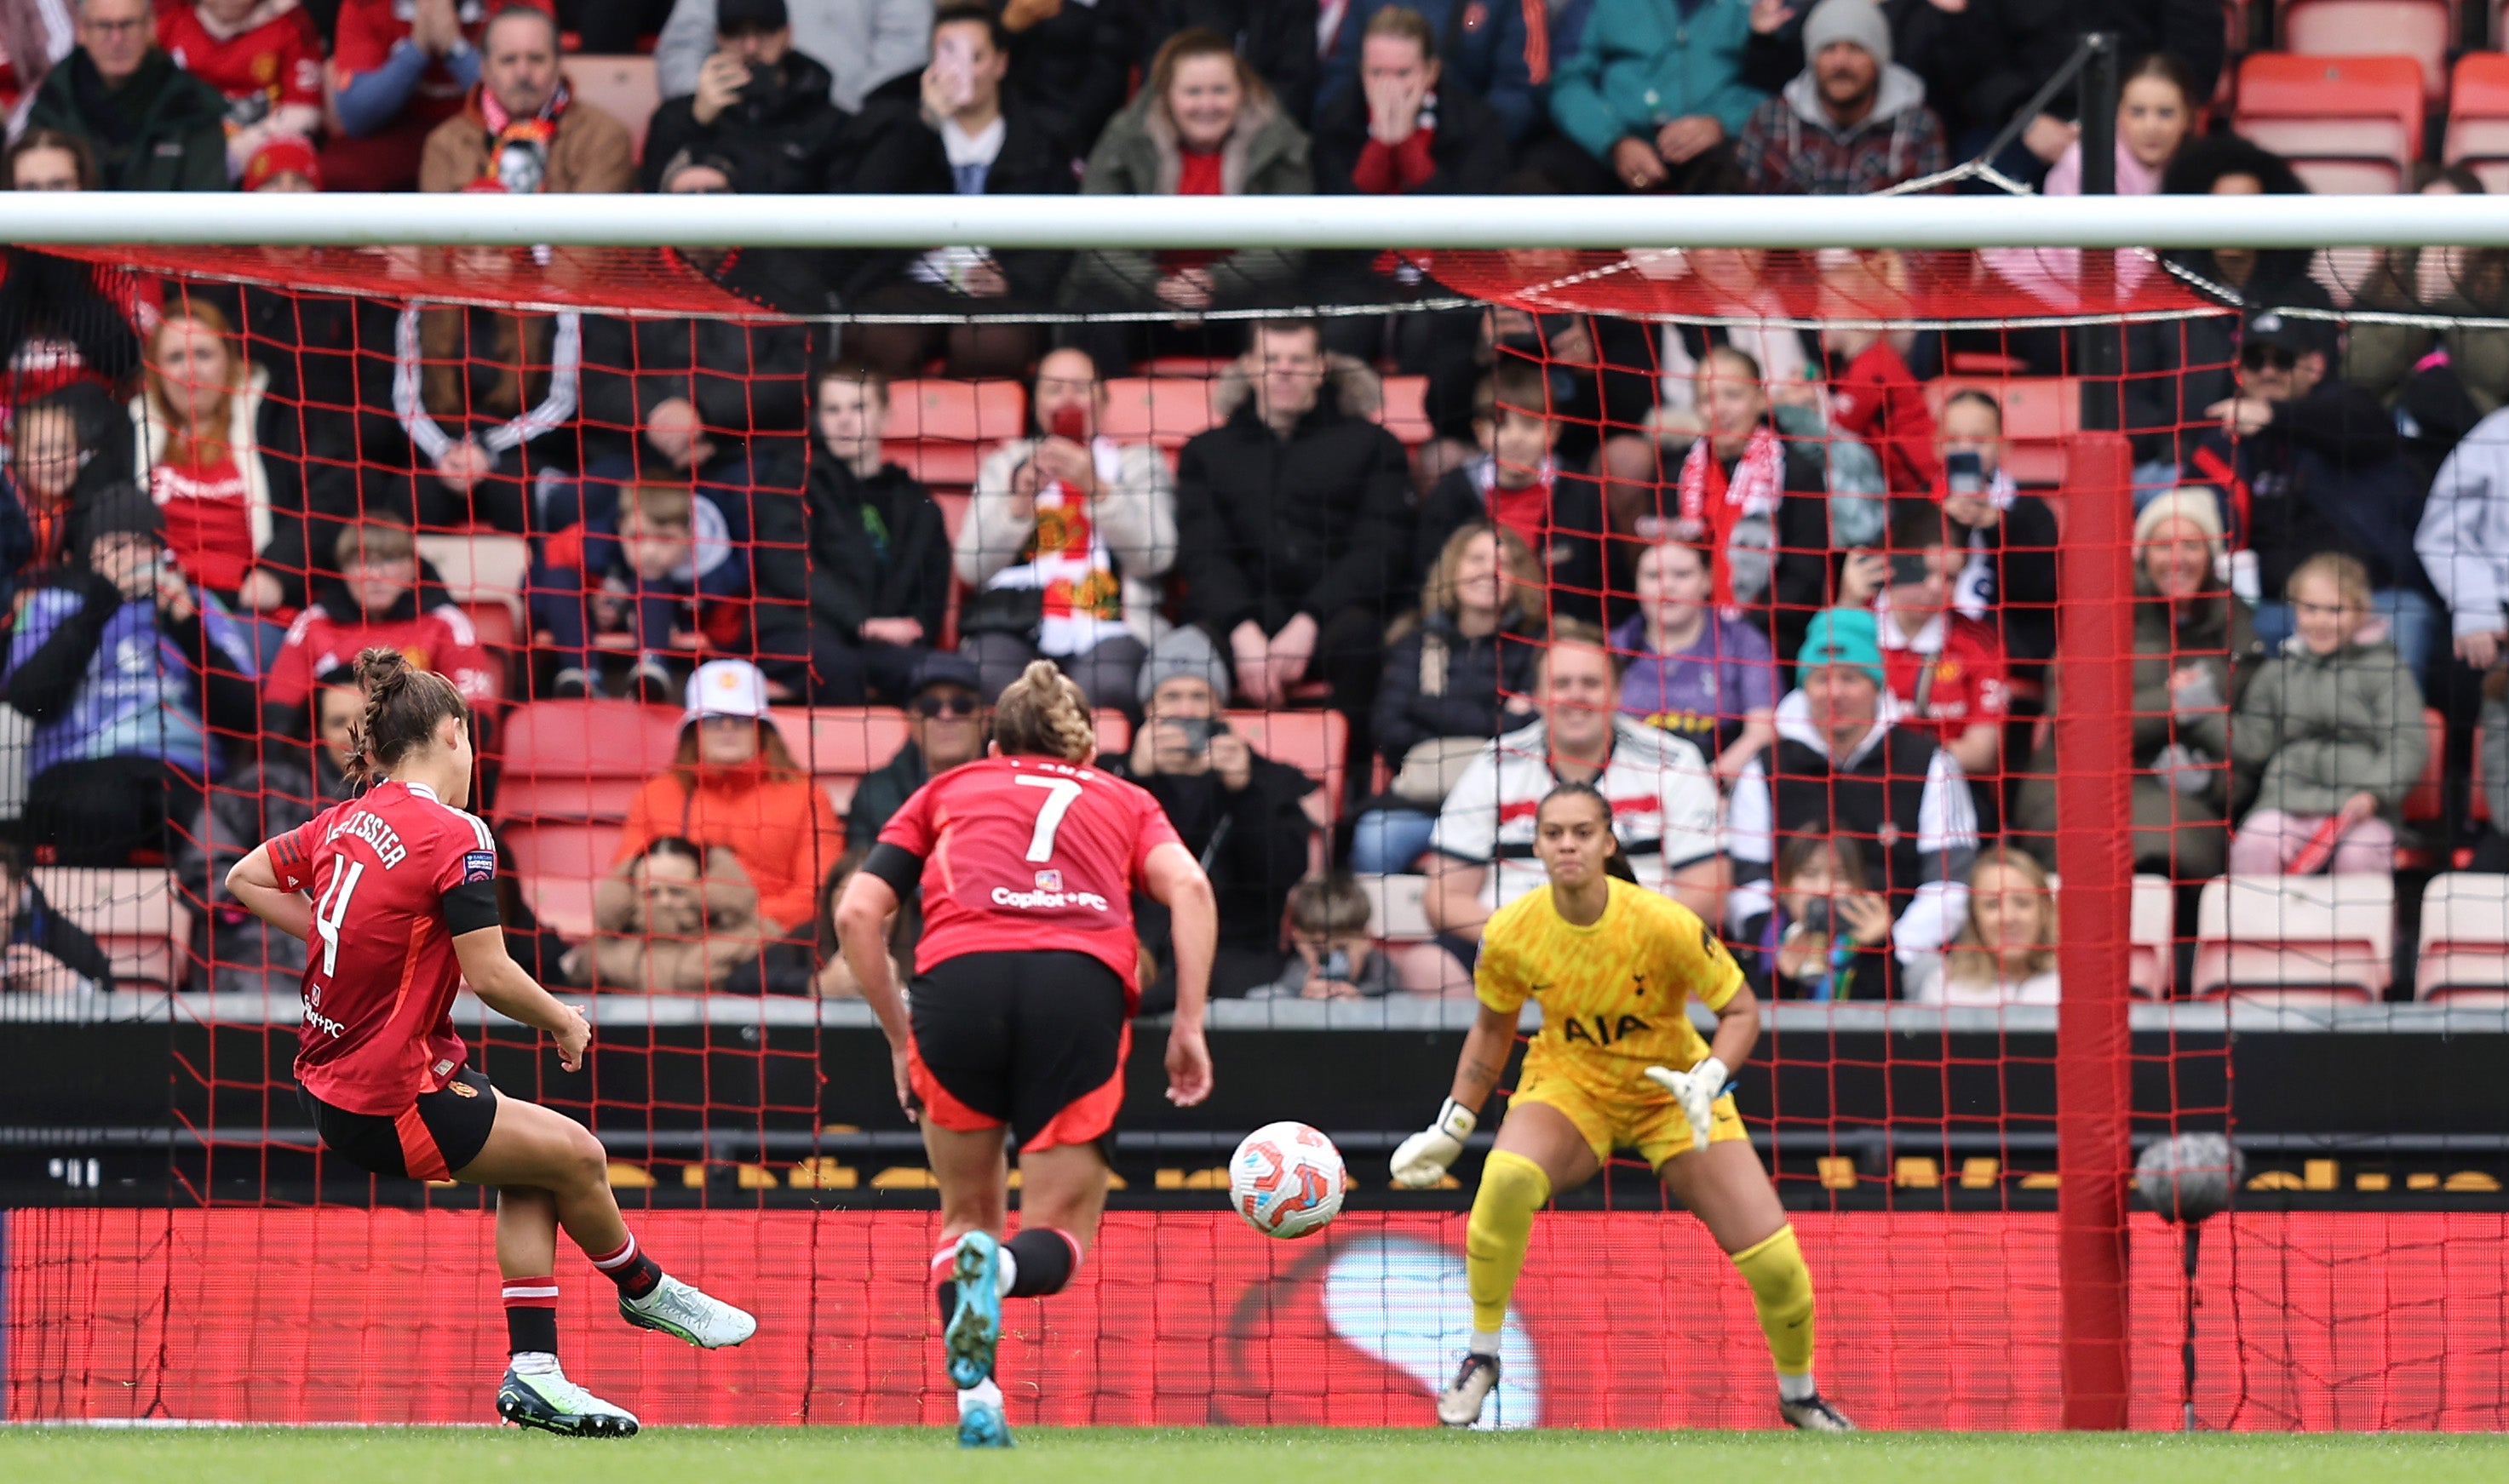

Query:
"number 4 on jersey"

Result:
[[1014, 775, 1084, 863], [312, 858, 367, 977]]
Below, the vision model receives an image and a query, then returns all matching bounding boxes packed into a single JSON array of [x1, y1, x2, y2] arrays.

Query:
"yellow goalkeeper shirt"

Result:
[[1475, 877, 1743, 1103]]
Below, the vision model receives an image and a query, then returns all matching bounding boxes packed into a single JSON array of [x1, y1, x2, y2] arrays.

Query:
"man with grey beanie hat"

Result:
[[1734, 0, 1948, 197]]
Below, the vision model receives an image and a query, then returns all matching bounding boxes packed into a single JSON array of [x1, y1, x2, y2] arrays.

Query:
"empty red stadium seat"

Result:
[[504, 821, 622, 941], [492, 702, 685, 822], [2129, 874, 2175, 1000], [2279, 1, 2452, 100], [566, 55, 658, 159], [2235, 54, 2423, 194], [1101, 376, 1223, 449], [2414, 874, 2509, 1002], [1224, 709, 1348, 823], [1379, 375, 1432, 446], [2444, 52, 2509, 188], [882, 379, 1029, 492], [31, 868, 188, 988], [2190, 873, 2394, 1004]]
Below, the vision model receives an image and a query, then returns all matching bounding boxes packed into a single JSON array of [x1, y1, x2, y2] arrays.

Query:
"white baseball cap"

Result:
[[685, 658, 770, 722]]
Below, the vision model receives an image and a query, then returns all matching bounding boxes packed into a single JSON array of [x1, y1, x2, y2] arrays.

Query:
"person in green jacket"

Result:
[[26, 0, 229, 192], [1541, 0, 1796, 195], [2227, 552, 2429, 876]]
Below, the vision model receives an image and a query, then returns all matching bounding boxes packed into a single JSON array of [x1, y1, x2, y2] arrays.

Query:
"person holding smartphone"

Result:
[[639, 0, 848, 196], [1834, 501, 2008, 786]]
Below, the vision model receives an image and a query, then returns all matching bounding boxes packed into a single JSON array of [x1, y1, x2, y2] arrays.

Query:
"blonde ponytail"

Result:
[[992, 660, 1096, 763]]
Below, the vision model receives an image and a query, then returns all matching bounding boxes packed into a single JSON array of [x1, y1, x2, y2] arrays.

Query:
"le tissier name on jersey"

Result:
[[326, 810, 409, 868]]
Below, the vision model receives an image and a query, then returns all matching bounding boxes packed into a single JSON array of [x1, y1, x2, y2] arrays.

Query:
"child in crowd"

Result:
[[1755, 836, 1892, 1001], [542, 481, 745, 700], [1412, 361, 1611, 627], [2227, 553, 2427, 875], [261, 522, 497, 734], [1903, 847, 2060, 1006], [1256, 873, 1396, 1000]]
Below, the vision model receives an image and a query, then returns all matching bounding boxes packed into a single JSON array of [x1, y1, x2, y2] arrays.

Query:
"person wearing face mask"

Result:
[[2014, 490, 2264, 882]]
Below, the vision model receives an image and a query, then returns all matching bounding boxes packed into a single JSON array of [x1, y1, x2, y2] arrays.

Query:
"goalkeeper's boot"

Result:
[[956, 1385, 1015, 1449], [944, 1230, 1004, 1389], [497, 1361, 640, 1437], [620, 1274, 758, 1349], [1437, 1351, 1500, 1427], [1780, 1392, 1857, 1432]]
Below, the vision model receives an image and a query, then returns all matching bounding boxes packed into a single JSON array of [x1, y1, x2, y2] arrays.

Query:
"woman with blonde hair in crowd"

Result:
[[1905, 847, 2060, 1006]]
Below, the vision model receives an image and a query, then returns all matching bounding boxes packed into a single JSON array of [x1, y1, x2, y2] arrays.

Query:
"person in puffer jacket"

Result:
[[2227, 553, 2427, 875]]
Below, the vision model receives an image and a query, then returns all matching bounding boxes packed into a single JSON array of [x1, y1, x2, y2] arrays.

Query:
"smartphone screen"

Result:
[[1049, 405, 1088, 444], [1946, 450, 1984, 497], [1888, 551, 1932, 587]]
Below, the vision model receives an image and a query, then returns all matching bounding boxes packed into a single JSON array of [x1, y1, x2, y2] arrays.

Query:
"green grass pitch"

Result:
[[2, 1427, 2503, 1484]]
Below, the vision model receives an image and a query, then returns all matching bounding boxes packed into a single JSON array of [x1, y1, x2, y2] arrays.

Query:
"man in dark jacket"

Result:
[[1102, 630, 1319, 1001], [2185, 310, 2438, 685], [26, 0, 227, 192], [1174, 319, 1415, 732], [752, 364, 950, 705], [845, 650, 992, 851], [640, 0, 851, 194], [991, 0, 1127, 155]]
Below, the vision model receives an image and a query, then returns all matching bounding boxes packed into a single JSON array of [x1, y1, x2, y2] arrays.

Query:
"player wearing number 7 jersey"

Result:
[[224, 650, 755, 1439], [837, 661, 1220, 1450]]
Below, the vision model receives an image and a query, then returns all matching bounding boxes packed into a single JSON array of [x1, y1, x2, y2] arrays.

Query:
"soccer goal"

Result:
[[3, 191, 2506, 1432]]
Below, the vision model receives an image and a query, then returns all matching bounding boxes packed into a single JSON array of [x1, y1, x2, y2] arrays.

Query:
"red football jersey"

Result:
[[263, 602, 497, 713], [158, 3, 322, 124], [1879, 609, 2010, 744], [877, 754, 1182, 1006], [332, 0, 553, 127], [270, 780, 501, 1115]]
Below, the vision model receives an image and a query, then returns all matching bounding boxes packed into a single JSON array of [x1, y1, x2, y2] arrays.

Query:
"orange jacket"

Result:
[[613, 761, 841, 937]]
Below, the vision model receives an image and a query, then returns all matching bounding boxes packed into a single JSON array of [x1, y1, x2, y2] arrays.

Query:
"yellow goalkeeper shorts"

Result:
[[1510, 1054, 1746, 1170]]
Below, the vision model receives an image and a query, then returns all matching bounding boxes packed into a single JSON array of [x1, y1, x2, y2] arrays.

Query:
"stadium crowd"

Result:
[[0, 0, 2499, 1004]]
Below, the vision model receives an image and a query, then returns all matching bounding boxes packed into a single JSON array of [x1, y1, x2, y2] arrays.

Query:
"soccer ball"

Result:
[[1229, 1121, 1346, 1240]]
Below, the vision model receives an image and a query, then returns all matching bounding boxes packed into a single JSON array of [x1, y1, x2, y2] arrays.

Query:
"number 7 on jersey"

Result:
[[1014, 775, 1084, 863]]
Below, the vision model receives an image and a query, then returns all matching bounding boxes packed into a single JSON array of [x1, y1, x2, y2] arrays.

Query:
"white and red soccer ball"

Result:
[[1230, 1121, 1347, 1240]]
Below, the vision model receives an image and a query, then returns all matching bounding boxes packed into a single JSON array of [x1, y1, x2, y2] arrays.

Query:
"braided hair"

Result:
[[342, 647, 468, 787], [991, 660, 1096, 763]]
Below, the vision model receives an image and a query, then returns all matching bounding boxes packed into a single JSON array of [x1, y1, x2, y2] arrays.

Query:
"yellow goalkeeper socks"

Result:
[[1465, 1149, 1551, 1338], [1731, 1223, 1816, 1388]]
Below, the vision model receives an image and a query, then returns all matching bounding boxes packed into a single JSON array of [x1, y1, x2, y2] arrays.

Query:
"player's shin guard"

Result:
[[1731, 1224, 1816, 1383], [1002, 1228, 1081, 1298], [1465, 1149, 1551, 1338]]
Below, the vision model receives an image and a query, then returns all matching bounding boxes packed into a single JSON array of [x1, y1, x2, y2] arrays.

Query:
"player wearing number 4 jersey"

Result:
[[226, 650, 754, 1439], [1392, 782, 1853, 1433], [838, 662, 1219, 1450]]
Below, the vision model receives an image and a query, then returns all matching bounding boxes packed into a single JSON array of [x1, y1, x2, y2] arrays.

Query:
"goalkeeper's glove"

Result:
[[1389, 1098, 1477, 1188], [1643, 1057, 1731, 1151]]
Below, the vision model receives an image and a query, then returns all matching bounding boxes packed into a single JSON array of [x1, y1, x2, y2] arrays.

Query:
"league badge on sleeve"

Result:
[[463, 850, 497, 884]]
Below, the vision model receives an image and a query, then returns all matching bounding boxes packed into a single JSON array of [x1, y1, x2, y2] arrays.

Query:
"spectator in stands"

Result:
[[1472, 307, 1659, 518], [581, 152, 828, 484], [540, 481, 748, 702], [1172, 318, 1414, 724], [2040, 52, 2191, 198], [615, 657, 845, 940], [156, 0, 322, 180], [2420, 399, 2509, 674], [754, 363, 949, 705], [0, 838, 112, 994], [957, 347, 1174, 709], [1351, 523, 1543, 875], [2017, 490, 2262, 881], [417, 4, 634, 195], [2185, 308, 2437, 686], [4, 383, 129, 605], [1318, 0, 1539, 146], [1063, 29, 1312, 324], [1612, 538, 1777, 782], [1732, 0, 1946, 198], [1312, 7, 1507, 198], [5, 125, 91, 191], [641, 0, 850, 195], [0, 3, 75, 122], [1835, 501, 2006, 780], [1538, 0, 1794, 195], [5, 135, 149, 436], [1125, 0, 1319, 128], [325, 0, 555, 192], [2346, 167, 2507, 483], [566, 836, 779, 994], [180, 665, 359, 993], [1900, 846, 2058, 1006], [1935, 389, 2058, 713], [388, 290, 581, 537], [990, 0, 1125, 155], [2227, 553, 2426, 877], [1254, 871, 1397, 1000], [6, 489, 260, 868], [263, 522, 496, 733], [1746, 834, 1891, 1001], [1105, 627, 1322, 1000], [1728, 607, 1978, 982], [835, 3, 1076, 380], [843, 650, 990, 851], [658, 0, 930, 117], [1938, 2, 2220, 184], [1412, 362, 1612, 628], [1810, 312, 1937, 497], [25, 0, 227, 191], [1417, 625, 1724, 985], [1668, 344, 1832, 663], [129, 301, 329, 618], [2127, 136, 2329, 484], [241, 133, 319, 191]]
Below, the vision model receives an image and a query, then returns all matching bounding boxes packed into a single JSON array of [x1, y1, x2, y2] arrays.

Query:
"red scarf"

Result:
[[1477, 456, 1555, 554], [474, 81, 571, 193], [1676, 424, 1784, 608]]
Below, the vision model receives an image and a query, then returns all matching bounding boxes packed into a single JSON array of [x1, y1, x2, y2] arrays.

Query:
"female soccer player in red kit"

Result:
[[836, 661, 1218, 1449], [226, 649, 755, 1436]]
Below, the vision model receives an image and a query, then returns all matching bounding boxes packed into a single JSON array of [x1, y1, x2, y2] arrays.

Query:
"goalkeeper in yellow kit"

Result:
[[1391, 781, 1852, 1431]]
